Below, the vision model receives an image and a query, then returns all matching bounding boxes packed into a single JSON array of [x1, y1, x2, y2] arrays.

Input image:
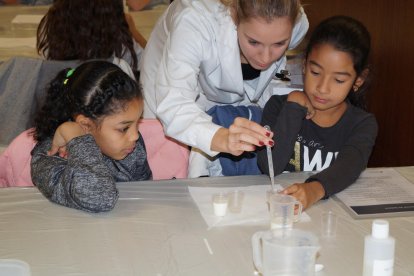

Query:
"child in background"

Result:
[[31, 61, 152, 212], [257, 16, 378, 209], [36, 0, 145, 74]]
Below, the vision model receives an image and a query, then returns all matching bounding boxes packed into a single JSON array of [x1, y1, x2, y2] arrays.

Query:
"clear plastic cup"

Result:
[[321, 211, 337, 238], [227, 190, 244, 214], [252, 229, 319, 276], [266, 189, 281, 211], [269, 193, 302, 230]]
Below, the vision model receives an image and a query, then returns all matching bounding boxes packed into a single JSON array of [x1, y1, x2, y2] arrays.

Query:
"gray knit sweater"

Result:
[[31, 134, 152, 212]]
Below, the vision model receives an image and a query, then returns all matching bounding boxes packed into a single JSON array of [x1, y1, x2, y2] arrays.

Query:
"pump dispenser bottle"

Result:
[[363, 219, 395, 276]]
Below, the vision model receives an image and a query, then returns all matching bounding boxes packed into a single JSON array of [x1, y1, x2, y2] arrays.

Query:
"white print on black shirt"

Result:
[[303, 146, 338, 171], [290, 140, 339, 172], [297, 135, 325, 149]]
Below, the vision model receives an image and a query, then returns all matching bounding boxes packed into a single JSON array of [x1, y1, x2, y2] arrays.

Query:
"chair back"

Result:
[[139, 119, 189, 180], [0, 57, 80, 145], [0, 129, 36, 187]]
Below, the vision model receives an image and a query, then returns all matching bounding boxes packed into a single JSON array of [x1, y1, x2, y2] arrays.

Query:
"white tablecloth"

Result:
[[0, 168, 413, 276]]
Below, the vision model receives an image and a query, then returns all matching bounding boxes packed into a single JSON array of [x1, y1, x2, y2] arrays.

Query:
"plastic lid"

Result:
[[372, 219, 389, 239]]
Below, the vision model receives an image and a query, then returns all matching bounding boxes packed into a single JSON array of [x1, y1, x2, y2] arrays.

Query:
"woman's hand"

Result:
[[47, 122, 86, 158], [211, 117, 274, 156], [281, 181, 325, 210], [287, 90, 315, 119]]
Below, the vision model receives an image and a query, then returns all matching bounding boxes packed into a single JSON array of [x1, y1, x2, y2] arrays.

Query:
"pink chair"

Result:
[[0, 129, 36, 187], [138, 119, 189, 180], [0, 120, 189, 187]]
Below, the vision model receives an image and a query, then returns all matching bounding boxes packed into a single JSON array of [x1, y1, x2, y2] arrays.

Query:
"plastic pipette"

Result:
[[263, 125, 275, 191]]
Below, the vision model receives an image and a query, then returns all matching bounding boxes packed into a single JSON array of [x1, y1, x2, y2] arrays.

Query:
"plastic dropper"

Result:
[[263, 125, 275, 191]]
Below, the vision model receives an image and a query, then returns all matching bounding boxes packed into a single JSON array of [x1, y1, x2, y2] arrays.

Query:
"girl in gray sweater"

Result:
[[31, 61, 152, 213]]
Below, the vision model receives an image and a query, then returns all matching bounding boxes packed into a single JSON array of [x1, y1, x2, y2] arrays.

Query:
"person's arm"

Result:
[[127, 0, 151, 11], [257, 94, 308, 175], [116, 134, 153, 181], [154, 12, 271, 156], [125, 13, 147, 48], [31, 135, 119, 213], [282, 110, 378, 209], [258, 92, 324, 209], [305, 113, 378, 197]]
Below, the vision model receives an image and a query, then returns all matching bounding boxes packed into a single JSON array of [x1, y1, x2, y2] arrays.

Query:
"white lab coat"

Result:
[[140, 0, 309, 168]]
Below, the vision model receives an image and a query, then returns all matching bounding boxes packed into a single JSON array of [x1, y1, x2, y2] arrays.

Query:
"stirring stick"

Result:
[[263, 125, 275, 191]]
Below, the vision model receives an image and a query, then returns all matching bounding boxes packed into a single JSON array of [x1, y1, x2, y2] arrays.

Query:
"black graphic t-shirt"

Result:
[[257, 95, 378, 198]]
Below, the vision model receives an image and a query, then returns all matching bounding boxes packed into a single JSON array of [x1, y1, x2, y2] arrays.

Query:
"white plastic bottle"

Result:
[[363, 219, 395, 276]]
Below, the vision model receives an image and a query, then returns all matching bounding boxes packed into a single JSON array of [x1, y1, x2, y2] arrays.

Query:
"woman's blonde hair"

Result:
[[220, 0, 301, 24]]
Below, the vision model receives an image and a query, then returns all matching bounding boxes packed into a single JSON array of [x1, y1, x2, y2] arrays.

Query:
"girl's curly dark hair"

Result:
[[37, 0, 138, 71], [32, 60, 142, 142]]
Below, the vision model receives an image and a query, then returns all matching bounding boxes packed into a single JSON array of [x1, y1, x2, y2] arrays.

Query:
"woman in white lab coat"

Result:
[[140, 0, 309, 177]]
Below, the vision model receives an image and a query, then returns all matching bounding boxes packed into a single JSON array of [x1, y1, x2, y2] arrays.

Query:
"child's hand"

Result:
[[48, 122, 86, 157], [281, 181, 325, 210], [287, 90, 315, 119]]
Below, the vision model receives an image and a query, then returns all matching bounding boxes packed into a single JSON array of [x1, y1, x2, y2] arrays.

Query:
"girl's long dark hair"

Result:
[[305, 16, 371, 110], [32, 61, 142, 142], [37, 0, 138, 71]]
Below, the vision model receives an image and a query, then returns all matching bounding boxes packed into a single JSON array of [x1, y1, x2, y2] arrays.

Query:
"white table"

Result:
[[0, 167, 413, 276]]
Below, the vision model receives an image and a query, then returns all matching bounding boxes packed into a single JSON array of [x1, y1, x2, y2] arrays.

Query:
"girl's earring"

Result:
[[353, 86, 359, 92]]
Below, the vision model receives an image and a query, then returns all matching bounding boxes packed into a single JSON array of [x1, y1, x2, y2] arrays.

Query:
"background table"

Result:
[[0, 167, 413, 276], [0, 5, 166, 62], [0, 6, 47, 61]]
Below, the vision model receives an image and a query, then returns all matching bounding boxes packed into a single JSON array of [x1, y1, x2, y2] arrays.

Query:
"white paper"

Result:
[[336, 168, 414, 205], [0, 37, 36, 48], [334, 168, 414, 217], [189, 185, 310, 228], [11, 14, 43, 25]]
